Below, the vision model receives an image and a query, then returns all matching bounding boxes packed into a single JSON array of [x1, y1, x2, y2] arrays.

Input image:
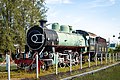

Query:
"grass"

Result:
[[0, 65, 17, 72], [58, 62, 108, 79], [73, 64, 120, 80], [0, 59, 119, 79], [0, 69, 36, 80]]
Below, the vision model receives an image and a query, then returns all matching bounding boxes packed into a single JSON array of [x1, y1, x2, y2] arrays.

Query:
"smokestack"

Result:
[[39, 19, 47, 27]]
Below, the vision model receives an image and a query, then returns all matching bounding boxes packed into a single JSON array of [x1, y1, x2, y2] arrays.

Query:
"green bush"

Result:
[[0, 58, 4, 62]]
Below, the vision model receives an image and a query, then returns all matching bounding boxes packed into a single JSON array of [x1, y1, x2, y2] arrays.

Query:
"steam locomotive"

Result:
[[15, 20, 107, 70]]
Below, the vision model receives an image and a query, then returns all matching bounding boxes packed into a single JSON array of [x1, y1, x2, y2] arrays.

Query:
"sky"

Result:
[[45, 0, 120, 43]]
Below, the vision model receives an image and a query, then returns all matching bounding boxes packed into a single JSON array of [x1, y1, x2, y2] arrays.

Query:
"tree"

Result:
[[108, 44, 120, 54], [114, 44, 120, 53], [108, 48, 114, 53], [0, 0, 16, 53], [0, 0, 47, 54]]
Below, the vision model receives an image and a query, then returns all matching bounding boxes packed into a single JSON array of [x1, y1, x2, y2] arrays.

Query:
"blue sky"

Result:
[[45, 0, 120, 42]]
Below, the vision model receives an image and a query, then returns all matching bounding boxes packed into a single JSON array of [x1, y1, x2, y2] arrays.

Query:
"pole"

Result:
[[70, 53, 72, 72], [113, 53, 114, 62], [95, 52, 97, 66], [36, 53, 38, 79], [116, 53, 117, 61], [6, 53, 8, 71], [88, 52, 90, 67], [109, 53, 111, 63], [7, 54, 10, 80], [105, 53, 108, 64], [101, 53, 102, 64], [51, 42, 58, 74], [80, 53, 82, 69], [56, 52, 58, 75]]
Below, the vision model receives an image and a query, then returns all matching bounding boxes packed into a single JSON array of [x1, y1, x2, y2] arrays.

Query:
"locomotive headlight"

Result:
[[31, 34, 44, 43], [31, 34, 38, 43]]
